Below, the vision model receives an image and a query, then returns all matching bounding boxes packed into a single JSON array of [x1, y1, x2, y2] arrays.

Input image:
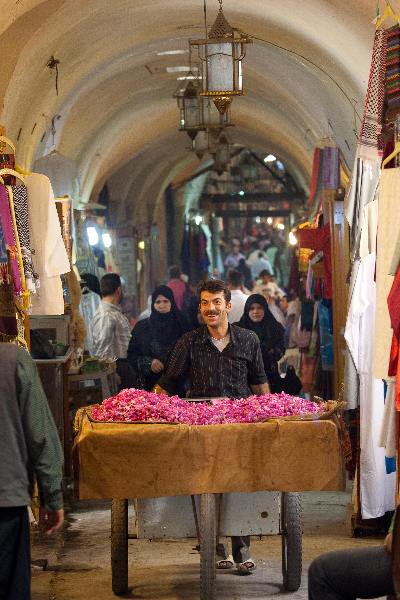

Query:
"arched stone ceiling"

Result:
[[0, 0, 379, 213]]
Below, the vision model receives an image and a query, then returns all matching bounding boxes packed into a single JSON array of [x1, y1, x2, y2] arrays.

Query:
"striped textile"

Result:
[[385, 26, 400, 110], [359, 28, 387, 159]]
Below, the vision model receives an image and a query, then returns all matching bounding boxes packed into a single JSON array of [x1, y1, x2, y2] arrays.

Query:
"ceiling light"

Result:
[[255, 216, 261, 223], [289, 231, 298, 246], [138, 240, 145, 250], [157, 50, 187, 56], [102, 232, 112, 248], [267, 217, 273, 225], [277, 223, 285, 230], [238, 190, 245, 196], [86, 226, 99, 246], [264, 154, 277, 163], [177, 75, 203, 80], [190, 0, 252, 115], [167, 66, 193, 73]]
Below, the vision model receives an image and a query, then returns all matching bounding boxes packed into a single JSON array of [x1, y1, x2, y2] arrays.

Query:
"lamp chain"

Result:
[[218, 0, 223, 8]]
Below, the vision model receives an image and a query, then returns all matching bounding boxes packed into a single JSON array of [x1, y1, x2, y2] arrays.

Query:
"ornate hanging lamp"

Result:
[[212, 132, 230, 174], [190, 0, 252, 115], [173, 75, 205, 140]]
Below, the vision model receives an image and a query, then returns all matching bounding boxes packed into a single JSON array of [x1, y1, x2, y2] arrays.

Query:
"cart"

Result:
[[111, 491, 302, 598], [73, 404, 344, 599]]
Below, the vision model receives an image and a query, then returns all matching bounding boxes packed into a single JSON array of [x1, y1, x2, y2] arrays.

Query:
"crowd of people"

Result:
[[89, 252, 303, 399]]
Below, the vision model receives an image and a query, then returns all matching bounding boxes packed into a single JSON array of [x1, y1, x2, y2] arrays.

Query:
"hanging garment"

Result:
[[387, 265, 400, 411], [8, 185, 36, 293], [374, 168, 400, 379], [0, 186, 21, 294], [25, 173, 70, 315], [0, 154, 16, 185], [322, 146, 340, 189], [345, 252, 396, 519], [385, 26, 400, 113], [297, 225, 332, 299], [359, 28, 387, 159], [380, 381, 397, 459], [0, 214, 9, 285]]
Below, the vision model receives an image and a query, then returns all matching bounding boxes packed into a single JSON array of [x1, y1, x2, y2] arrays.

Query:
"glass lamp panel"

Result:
[[237, 52, 243, 92], [185, 97, 200, 128], [206, 42, 234, 92]]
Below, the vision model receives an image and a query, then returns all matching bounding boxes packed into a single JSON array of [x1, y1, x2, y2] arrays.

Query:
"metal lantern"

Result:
[[193, 130, 209, 159], [213, 132, 230, 174], [202, 96, 232, 129], [190, 0, 251, 114], [174, 77, 204, 140]]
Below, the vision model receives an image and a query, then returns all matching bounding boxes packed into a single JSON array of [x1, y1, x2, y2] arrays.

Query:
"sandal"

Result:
[[216, 555, 234, 569], [236, 559, 257, 575]]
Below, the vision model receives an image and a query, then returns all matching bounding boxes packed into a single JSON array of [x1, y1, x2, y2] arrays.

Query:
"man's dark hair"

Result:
[[227, 269, 244, 288], [168, 265, 181, 280], [197, 279, 231, 303], [259, 269, 272, 278], [100, 273, 122, 297]]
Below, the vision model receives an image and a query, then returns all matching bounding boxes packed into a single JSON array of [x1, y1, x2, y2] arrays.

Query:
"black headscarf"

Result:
[[149, 285, 187, 351], [236, 293, 285, 356]]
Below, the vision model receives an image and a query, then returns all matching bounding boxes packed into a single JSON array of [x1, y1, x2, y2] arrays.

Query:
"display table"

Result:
[[74, 412, 345, 499]]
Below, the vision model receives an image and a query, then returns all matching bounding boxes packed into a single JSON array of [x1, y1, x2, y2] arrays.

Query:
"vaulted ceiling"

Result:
[[0, 0, 377, 220]]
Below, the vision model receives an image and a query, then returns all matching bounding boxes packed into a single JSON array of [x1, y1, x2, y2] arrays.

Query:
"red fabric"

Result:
[[297, 225, 332, 299], [388, 266, 400, 409], [167, 279, 186, 310]]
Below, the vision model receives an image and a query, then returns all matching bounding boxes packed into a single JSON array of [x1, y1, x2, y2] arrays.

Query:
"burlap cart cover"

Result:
[[73, 411, 345, 499]]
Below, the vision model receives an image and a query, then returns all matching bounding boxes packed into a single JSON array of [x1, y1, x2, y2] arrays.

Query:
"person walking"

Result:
[[167, 265, 188, 310], [0, 343, 64, 600], [235, 294, 285, 390], [227, 269, 249, 324], [127, 285, 188, 391], [91, 273, 135, 389], [156, 279, 269, 575]]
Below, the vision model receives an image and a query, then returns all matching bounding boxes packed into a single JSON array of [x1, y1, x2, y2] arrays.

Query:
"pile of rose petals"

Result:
[[90, 388, 324, 425]]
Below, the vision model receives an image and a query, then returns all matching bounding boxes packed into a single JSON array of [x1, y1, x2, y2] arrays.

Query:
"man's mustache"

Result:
[[205, 311, 218, 316]]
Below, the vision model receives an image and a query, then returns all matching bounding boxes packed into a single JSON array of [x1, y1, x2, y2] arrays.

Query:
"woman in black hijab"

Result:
[[127, 285, 188, 391], [235, 294, 285, 391]]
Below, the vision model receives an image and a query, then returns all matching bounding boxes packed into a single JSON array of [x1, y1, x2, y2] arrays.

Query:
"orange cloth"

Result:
[[74, 414, 345, 500]]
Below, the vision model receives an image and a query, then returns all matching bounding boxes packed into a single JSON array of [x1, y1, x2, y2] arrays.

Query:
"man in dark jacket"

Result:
[[157, 279, 269, 575], [0, 344, 64, 600]]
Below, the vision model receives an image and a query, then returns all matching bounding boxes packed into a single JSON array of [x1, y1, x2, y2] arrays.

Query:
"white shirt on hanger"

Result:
[[26, 173, 70, 315]]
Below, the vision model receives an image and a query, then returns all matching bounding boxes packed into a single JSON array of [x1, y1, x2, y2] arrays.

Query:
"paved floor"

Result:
[[31, 490, 387, 599]]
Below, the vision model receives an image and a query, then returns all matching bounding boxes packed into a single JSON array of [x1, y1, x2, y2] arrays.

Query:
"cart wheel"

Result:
[[111, 499, 128, 595], [281, 492, 302, 592], [200, 493, 216, 600]]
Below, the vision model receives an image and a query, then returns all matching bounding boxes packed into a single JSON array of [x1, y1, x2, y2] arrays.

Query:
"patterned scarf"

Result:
[[0, 185, 21, 294], [359, 28, 387, 160], [8, 184, 36, 292], [0, 219, 17, 337]]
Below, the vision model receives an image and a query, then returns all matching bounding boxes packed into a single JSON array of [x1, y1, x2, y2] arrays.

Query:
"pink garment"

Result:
[[0, 185, 22, 294], [168, 278, 186, 310]]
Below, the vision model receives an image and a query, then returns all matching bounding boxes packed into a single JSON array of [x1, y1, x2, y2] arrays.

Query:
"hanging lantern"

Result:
[[241, 156, 257, 181], [190, 0, 251, 115], [174, 77, 205, 140], [213, 132, 230, 175], [193, 130, 209, 159], [202, 96, 232, 129]]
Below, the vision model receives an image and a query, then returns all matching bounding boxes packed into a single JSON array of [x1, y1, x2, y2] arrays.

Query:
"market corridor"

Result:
[[31, 490, 384, 600]]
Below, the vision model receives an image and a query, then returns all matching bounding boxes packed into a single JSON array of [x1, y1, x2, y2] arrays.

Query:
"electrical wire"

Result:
[[203, 0, 208, 39], [251, 34, 362, 124]]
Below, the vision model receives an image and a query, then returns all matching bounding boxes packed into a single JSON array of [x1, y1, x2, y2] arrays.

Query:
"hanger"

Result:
[[374, 2, 400, 28], [382, 141, 400, 168], [0, 136, 15, 153], [0, 168, 25, 185]]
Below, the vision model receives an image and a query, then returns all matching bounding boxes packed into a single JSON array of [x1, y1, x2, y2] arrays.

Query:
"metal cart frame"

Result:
[[110, 491, 302, 599]]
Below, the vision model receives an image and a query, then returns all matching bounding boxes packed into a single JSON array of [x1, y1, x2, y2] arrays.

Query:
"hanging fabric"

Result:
[[7, 184, 36, 293], [0, 186, 21, 294]]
